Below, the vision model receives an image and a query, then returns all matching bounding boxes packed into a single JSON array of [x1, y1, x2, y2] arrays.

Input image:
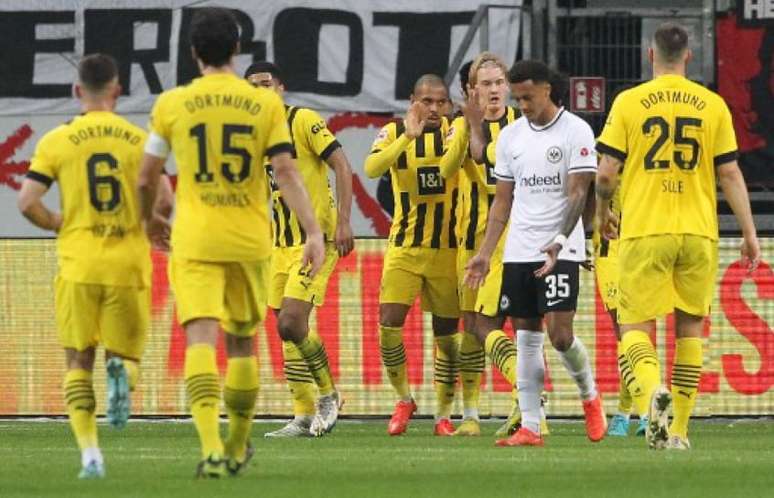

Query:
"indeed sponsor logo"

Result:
[[519, 172, 561, 187]]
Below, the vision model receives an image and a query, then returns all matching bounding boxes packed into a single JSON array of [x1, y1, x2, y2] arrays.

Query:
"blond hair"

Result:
[[468, 52, 508, 87]]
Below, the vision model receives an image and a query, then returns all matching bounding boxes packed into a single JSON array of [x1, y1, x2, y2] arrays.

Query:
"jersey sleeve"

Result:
[[484, 141, 496, 168], [493, 128, 514, 181], [568, 121, 598, 174], [439, 116, 467, 179], [263, 92, 294, 158], [713, 99, 739, 167], [596, 92, 628, 162], [148, 92, 172, 142], [370, 123, 395, 153], [26, 131, 58, 186], [299, 109, 340, 161]]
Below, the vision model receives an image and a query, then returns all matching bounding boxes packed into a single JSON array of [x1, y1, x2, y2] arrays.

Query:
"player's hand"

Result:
[[335, 220, 355, 257], [461, 86, 484, 127], [145, 213, 171, 251], [597, 207, 619, 240], [301, 231, 325, 278], [535, 242, 561, 278], [741, 234, 761, 274], [404, 102, 426, 139], [464, 252, 491, 289]]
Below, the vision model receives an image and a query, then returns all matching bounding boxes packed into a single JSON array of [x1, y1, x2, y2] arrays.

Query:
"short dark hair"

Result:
[[459, 60, 473, 96], [190, 8, 239, 67], [653, 22, 689, 63], [78, 53, 118, 92], [508, 60, 568, 106], [244, 61, 284, 84]]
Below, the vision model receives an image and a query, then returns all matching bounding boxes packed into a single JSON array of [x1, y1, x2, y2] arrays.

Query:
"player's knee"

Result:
[[277, 311, 305, 342], [548, 331, 574, 352]]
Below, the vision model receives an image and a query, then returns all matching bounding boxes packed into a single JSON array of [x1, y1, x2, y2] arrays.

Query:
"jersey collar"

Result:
[[527, 106, 565, 132]]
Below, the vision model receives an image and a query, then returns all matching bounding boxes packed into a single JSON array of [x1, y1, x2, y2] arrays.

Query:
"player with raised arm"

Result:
[[465, 60, 606, 447], [596, 22, 760, 450], [17, 54, 169, 479], [137, 8, 324, 477], [365, 74, 460, 436], [440, 53, 526, 437], [245, 62, 354, 438]]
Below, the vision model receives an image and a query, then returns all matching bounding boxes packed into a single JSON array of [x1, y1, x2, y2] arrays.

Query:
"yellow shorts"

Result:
[[380, 247, 459, 318], [457, 248, 478, 312], [268, 244, 339, 309], [595, 253, 619, 312], [169, 255, 270, 336], [617, 234, 718, 324], [54, 276, 149, 360], [473, 240, 505, 317]]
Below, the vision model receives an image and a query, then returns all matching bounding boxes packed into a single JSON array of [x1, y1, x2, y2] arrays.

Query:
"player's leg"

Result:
[[264, 249, 315, 437], [607, 310, 634, 436], [379, 248, 423, 435], [456, 249, 485, 434], [169, 257, 227, 477], [55, 278, 103, 478], [668, 235, 718, 450]]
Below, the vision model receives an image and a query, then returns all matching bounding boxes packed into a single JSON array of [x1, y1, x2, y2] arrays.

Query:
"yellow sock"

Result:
[[64, 369, 97, 451], [223, 356, 259, 462], [184, 344, 223, 458], [123, 359, 140, 391], [621, 330, 661, 417], [379, 325, 410, 399], [282, 340, 317, 417], [484, 330, 517, 386], [669, 337, 703, 439], [434, 334, 459, 418], [616, 341, 634, 414], [297, 330, 335, 396], [459, 331, 484, 415]]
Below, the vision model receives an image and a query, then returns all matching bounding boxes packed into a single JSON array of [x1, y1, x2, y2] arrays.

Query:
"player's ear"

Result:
[[684, 48, 693, 65], [73, 83, 82, 100], [647, 47, 655, 65]]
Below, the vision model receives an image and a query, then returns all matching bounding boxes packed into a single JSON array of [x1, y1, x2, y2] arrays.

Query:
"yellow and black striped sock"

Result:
[[616, 341, 634, 414], [485, 330, 517, 387], [64, 369, 98, 451], [282, 340, 317, 418], [223, 356, 259, 462], [123, 359, 140, 391], [185, 344, 223, 458], [379, 325, 410, 399], [434, 334, 459, 419], [621, 330, 661, 417], [459, 331, 485, 417], [297, 331, 335, 396], [670, 337, 703, 439]]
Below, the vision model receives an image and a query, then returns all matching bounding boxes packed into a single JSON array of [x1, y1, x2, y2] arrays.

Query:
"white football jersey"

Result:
[[494, 108, 597, 263]]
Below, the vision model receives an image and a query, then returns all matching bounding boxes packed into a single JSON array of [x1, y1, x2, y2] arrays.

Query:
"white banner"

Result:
[[0, 0, 524, 237]]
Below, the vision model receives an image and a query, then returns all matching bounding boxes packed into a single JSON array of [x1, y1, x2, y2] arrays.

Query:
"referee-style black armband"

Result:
[[595, 142, 627, 162], [26, 171, 53, 187], [266, 142, 295, 158], [713, 150, 738, 167], [319, 140, 342, 161]]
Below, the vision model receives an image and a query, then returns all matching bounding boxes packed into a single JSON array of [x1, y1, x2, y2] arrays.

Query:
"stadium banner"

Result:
[[0, 238, 771, 417]]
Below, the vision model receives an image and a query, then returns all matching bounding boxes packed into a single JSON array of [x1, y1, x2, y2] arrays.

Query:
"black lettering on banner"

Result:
[[416, 166, 445, 195], [0, 11, 74, 98], [274, 8, 363, 96], [84, 9, 171, 95], [177, 8, 266, 85], [372, 11, 474, 100], [87, 153, 121, 212]]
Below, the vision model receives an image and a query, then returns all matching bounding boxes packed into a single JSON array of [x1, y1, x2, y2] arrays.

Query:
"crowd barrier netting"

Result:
[[0, 238, 771, 417]]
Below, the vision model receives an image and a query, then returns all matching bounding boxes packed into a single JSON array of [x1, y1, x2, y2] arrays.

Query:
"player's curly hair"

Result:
[[190, 8, 239, 67], [508, 59, 568, 107]]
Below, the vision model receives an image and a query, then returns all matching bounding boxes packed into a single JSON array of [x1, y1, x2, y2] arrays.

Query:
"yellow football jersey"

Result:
[[369, 119, 458, 249], [149, 72, 292, 261], [265, 106, 339, 248], [442, 107, 518, 250], [27, 111, 150, 287], [597, 75, 738, 241]]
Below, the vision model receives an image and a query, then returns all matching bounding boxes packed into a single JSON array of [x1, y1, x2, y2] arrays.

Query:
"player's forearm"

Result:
[[479, 187, 512, 258], [364, 135, 411, 178], [154, 174, 174, 219], [439, 126, 468, 179], [274, 154, 323, 238], [137, 154, 165, 222], [595, 154, 620, 203], [718, 162, 757, 238], [328, 149, 353, 222], [19, 199, 60, 231], [468, 122, 487, 164]]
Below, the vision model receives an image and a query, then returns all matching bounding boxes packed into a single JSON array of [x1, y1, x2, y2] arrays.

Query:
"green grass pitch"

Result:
[[1, 419, 773, 498]]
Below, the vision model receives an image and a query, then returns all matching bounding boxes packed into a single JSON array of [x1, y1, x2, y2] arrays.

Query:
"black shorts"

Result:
[[497, 261, 580, 318]]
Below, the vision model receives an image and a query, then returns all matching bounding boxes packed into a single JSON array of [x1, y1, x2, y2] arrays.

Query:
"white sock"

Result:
[[81, 447, 103, 467], [463, 408, 479, 421], [516, 330, 545, 434], [557, 337, 598, 401], [294, 415, 314, 426]]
